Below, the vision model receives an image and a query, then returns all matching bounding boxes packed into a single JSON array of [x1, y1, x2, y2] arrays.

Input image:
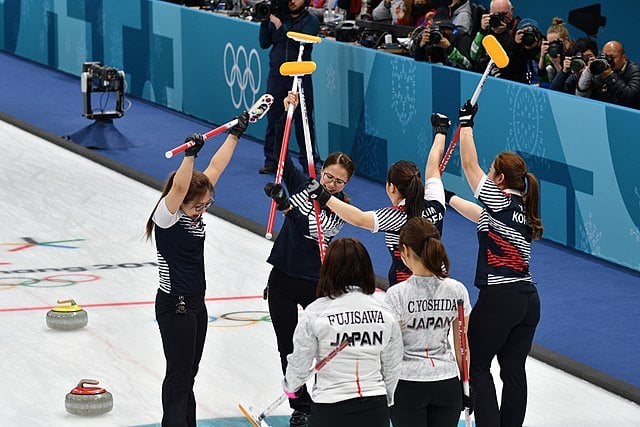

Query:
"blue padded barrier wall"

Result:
[[1, 0, 639, 271]]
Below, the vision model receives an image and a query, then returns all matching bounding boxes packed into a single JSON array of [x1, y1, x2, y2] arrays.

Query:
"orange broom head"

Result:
[[287, 31, 322, 44], [482, 35, 509, 68], [280, 61, 317, 76]]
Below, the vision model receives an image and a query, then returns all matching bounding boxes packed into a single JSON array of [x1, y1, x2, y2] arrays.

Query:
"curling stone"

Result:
[[65, 379, 113, 416], [46, 299, 88, 330]]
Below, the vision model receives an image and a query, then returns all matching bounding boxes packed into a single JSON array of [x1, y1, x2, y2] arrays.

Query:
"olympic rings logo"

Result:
[[223, 43, 262, 112], [208, 310, 271, 328], [0, 274, 100, 290]]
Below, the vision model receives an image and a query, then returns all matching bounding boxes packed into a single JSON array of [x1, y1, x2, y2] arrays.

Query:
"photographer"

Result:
[[412, 13, 472, 70], [550, 37, 597, 94], [505, 18, 543, 85], [537, 17, 572, 88], [576, 40, 640, 110], [258, 0, 321, 175], [469, 0, 516, 76]]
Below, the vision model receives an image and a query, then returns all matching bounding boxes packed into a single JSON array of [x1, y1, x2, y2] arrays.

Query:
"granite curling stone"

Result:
[[46, 299, 88, 330], [65, 379, 113, 416]]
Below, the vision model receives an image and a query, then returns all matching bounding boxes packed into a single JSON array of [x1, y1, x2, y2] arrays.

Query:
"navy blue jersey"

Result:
[[373, 178, 446, 286], [267, 149, 345, 281], [474, 175, 533, 287], [153, 199, 206, 296]]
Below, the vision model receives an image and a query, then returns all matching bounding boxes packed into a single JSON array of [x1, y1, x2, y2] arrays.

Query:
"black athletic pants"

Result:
[[266, 267, 317, 412], [309, 395, 389, 427], [156, 290, 208, 427], [468, 283, 540, 427], [390, 377, 462, 427]]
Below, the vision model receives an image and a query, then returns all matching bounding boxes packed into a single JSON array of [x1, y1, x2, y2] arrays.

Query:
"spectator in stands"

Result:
[[576, 40, 640, 110], [503, 18, 543, 84], [537, 17, 572, 88], [469, 0, 516, 75], [258, 0, 322, 175], [446, 0, 472, 35], [412, 12, 473, 70], [372, 0, 433, 27], [550, 37, 597, 94], [308, 0, 326, 20]]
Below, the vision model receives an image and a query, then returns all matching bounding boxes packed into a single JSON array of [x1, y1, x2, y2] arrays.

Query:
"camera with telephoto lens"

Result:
[[521, 26, 541, 47], [547, 39, 564, 58], [427, 26, 443, 44], [569, 52, 587, 73], [253, 0, 289, 22], [589, 53, 613, 75], [87, 63, 122, 91], [489, 12, 505, 29]]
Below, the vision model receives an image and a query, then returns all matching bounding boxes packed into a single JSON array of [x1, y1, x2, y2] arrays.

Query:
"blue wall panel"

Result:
[[1, 0, 639, 271]]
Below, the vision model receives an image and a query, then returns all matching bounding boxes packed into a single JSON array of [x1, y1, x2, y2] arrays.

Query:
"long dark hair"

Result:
[[145, 170, 213, 240], [316, 238, 376, 298], [387, 160, 424, 218], [323, 151, 355, 203], [493, 151, 543, 240], [399, 217, 449, 279]]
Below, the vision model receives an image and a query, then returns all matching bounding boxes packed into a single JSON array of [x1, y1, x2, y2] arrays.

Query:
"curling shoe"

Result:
[[290, 409, 310, 427]]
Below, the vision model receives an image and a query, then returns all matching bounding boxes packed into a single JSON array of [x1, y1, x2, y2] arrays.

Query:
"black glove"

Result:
[[444, 189, 456, 204], [461, 383, 474, 415], [229, 111, 250, 138], [306, 178, 332, 206], [459, 99, 478, 128], [264, 182, 291, 211], [431, 113, 451, 135], [184, 133, 205, 157]]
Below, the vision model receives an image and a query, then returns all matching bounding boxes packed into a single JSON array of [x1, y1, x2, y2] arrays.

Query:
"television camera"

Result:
[[81, 62, 125, 121]]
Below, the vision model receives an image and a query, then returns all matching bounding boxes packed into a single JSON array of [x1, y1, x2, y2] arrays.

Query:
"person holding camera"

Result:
[[412, 12, 472, 70], [504, 18, 543, 84], [575, 40, 640, 110], [537, 17, 572, 88], [469, 0, 517, 76], [549, 37, 597, 94], [258, 0, 321, 175]]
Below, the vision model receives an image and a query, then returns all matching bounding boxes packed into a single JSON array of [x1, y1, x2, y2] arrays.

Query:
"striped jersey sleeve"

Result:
[[290, 189, 345, 245]]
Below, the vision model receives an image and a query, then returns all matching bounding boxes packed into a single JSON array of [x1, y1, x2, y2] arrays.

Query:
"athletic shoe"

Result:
[[289, 409, 310, 427]]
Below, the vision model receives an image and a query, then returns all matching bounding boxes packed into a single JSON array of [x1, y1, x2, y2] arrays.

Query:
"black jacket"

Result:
[[591, 60, 640, 109]]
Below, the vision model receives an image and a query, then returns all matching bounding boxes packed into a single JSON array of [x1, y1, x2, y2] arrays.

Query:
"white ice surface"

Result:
[[0, 121, 638, 426]]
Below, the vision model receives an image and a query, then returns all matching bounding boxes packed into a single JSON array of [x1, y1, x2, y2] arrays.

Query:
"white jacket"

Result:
[[284, 288, 403, 405], [385, 275, 471, 382]]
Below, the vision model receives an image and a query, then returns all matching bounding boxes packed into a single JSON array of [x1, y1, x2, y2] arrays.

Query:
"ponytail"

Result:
[[493, 152, 544, 241], [387, 160, 425, 218], [399, 217, 450, 279], [524, 172, 543, 240]]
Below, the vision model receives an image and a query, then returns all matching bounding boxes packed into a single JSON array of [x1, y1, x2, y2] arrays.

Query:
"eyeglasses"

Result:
[[192, 197, 214, 212], [322, 172, 348, 187]]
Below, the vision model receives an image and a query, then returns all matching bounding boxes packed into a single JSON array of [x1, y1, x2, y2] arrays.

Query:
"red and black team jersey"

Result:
[[474, 175, 533, 287], [372, 178, 446, 286]]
